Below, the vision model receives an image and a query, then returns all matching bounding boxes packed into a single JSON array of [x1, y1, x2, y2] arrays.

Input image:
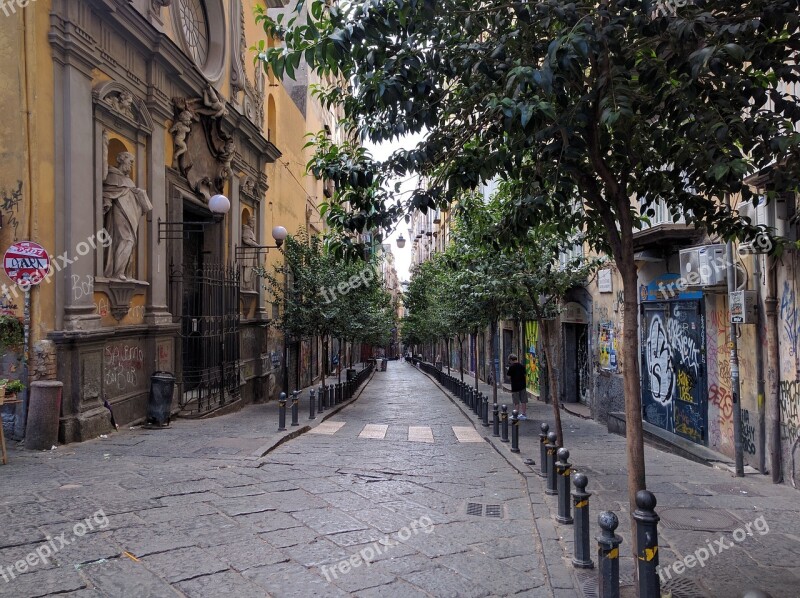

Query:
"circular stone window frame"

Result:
[[171, 0, 226, 83]]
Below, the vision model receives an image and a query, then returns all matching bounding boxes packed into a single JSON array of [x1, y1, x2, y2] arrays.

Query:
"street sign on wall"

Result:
[[3, 241, 50, 287]]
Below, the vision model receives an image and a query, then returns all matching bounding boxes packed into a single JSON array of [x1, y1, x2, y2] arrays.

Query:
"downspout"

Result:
[[766, 253, 782, 483], [753, 255, 767, 473]]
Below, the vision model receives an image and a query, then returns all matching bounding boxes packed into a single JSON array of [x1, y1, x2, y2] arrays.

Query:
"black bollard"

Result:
[[510, 410, 520, 452], [572, 473, 594, 569], [492, 403, 500, 437], [278, 392, 287, 431], [482, 395, 490, 427], [634, 490, 661, 598], [473, 391, 480, 415], [329, 384, 335, 408], [539, 423, 550, 478], [309, 389, 316, 420], [555, 448, 573, 524], [318, 385, 325, 413], [546, 431, 558, 495], [291, 391, 299, 426], [597, 511, 622, 598], [500, 405, 509, 442]]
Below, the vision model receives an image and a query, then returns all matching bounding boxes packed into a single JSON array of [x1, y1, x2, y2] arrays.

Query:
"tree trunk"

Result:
[[459, 337, 464, 382], [446, 337, 451, 375], [541, 318, 564, 446], [618, 236, 647, 560], [338, 337, 343, 384], [491, 319, 498, 404], [474, 329, 480, 391]]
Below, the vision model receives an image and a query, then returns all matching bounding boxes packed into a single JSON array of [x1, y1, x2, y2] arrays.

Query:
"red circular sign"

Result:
[[3, 241, 50, 287]]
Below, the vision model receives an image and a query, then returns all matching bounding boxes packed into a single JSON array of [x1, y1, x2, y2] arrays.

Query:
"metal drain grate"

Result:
[[466, 502, 504, 518], [579, 572, 635, 598], [485, 504, 502, 518], [659, 508, 741, 532]]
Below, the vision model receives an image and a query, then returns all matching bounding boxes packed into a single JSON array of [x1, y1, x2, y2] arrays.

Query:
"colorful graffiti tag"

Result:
[[524, 321, 540, 395]]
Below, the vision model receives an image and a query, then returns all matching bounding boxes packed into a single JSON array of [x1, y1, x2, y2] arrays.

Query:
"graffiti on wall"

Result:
[[706, 299, 732, 454], [642, 302, 706, 444], [741, 408, 757, 455], [780, 281, 799, 356], [525, 321, 540, 395], [103, 342, 144, 392], [1, 181, 23, 240], [780, 381, 800, 445]]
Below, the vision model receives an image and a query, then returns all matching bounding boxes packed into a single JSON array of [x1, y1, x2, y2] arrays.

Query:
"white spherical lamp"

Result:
[[208, 194, 231, 219], [272, 225, 288, 247], [396, 234, 406, 249]]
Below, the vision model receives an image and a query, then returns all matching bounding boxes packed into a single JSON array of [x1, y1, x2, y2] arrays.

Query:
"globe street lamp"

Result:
[[396, 234, 406, 249]]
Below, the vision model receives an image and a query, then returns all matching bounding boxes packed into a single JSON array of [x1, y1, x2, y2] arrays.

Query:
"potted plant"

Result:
[[0, 315, 24, 354], [0, 379, 24, 405]]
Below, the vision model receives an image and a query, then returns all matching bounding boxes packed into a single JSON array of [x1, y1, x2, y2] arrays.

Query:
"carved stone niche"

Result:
[[94, 278, 149, 322]]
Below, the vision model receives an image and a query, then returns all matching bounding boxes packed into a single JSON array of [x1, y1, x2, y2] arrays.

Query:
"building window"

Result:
[[172, 0, 225, 82], [178, 0, 210, 68]]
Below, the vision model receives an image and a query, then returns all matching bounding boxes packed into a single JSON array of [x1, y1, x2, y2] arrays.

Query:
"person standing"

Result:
[[507, 354, 528, 420]]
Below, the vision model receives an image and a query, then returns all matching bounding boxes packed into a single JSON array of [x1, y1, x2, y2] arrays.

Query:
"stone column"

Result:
[[56, 62, 101, 331], [144, 116, 171, 325]]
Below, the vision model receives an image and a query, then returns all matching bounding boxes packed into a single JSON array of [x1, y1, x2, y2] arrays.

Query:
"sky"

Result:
[[364, 132, 425, 282]]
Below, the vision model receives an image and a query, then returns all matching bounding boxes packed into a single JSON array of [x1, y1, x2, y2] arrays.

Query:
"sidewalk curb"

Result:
[[250, 369, 376, 458], [413, 364, 573, 598]]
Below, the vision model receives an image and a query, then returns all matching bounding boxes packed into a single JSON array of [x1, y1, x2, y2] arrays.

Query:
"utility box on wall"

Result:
[[730, 290, 758, 324]]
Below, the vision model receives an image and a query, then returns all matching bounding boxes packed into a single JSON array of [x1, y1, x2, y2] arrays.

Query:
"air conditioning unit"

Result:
[[739, 192, 797, 243], [679, 244, 727, 287]]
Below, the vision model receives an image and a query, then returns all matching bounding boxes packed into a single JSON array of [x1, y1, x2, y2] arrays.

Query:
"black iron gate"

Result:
[[171, 262, 240, 416]]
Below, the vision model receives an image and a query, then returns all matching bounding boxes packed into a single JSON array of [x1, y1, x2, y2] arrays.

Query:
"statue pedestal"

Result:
[[94, 278, 149, 321]]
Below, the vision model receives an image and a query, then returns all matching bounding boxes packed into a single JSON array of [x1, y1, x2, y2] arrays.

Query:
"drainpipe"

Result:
[[725, 194, 745, 477], [754, 254, 767, 473], [766, 253, 783, 483]]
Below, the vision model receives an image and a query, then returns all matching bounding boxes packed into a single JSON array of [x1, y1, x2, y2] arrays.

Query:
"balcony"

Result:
[[633, 198, 703, 252]]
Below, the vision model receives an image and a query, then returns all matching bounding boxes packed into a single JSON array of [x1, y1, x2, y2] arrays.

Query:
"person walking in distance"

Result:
[[507, 355, 528, 420]]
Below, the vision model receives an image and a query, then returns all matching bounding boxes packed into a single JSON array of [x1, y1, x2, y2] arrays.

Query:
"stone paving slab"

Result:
[[420, 363, 800, 597]]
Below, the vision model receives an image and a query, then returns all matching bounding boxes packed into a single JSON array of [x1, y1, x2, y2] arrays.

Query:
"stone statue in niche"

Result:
[[107, 90, 134, 119], [219, 138, 235, 183], [241, 215, 259, 290], [102, 141, 153, 280], [169, 110, 195, 170], [196, 85, 227, 118]]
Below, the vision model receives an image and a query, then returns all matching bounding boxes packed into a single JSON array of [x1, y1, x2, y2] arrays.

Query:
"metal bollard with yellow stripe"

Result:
[[597, 511, 622, 598], [545, 431, 559, 495], [634, 490, 661, 598], [572, 473, 594, 569], [555, 448, 573, 524]]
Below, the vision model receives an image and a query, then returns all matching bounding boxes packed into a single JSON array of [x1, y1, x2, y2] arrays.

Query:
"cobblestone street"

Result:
[[1, 362, 555, 597]]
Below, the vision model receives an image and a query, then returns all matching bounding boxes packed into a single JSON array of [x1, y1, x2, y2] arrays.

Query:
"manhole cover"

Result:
[[579, 572, 705, 598], [466, 502, 483, 516], [659, 508, 740, 532], [578, 572, 634, 598]]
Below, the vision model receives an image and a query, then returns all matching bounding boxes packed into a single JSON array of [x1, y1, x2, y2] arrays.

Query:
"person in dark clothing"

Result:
[[506, 354, 528, 419]]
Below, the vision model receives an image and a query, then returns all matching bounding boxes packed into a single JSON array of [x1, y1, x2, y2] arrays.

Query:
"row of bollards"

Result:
[[433, 365, 663, 598], [277, 362, 376, 432]]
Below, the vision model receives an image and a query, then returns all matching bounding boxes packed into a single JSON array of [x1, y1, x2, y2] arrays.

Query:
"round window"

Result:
[[172, 0, 225, 82], [178, 0, 210, 67]]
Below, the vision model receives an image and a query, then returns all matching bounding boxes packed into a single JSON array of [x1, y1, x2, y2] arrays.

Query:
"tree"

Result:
[[258, 0, 800, 550]]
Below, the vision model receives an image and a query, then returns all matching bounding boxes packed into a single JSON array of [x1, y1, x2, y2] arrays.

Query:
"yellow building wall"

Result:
[[0, 2, 56, 348]]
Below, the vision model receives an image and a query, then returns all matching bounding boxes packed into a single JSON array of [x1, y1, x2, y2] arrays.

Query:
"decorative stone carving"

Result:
[[107, 90, 134, 119], [241, 176, 255, 196], [171, 91, 235, 202], [230, 0, 264, 131], [102, 138, 153, 281], [241, 215, 259, 291], [93, 278, 149, 321], [169, 110, 196, 170]]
